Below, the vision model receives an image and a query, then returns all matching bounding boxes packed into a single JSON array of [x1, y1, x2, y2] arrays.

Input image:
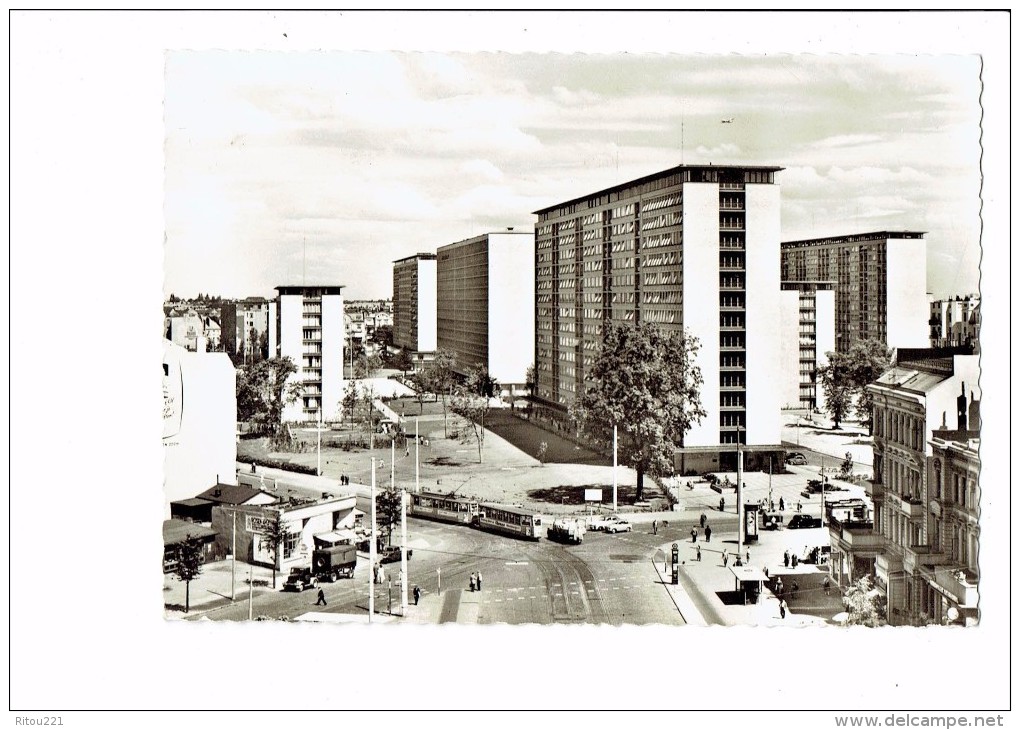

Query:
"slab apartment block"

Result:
[[781, 231, 929, 353], [436, 231, 535, 390], [532, 164, 785, 470], [392, 253, 438, 364]]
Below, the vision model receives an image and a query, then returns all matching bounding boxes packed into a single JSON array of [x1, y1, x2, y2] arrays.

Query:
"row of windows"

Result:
[[642, 309, 679, 324], [611, 239, 634, 253], [612, 274, 636, 287], [614, 292, 636, 304], [642, 290, 681, 305], [582, 212, 599, 226], [643, 271, 680, 286], [612, 221, 635, 236], [642, 233, 674, 250], [583, 260, 603, 272], [641, 212, 681, 231], [644, 251, 679, 268], [642, 192, 681, 211], [613, 203, 635, 218]]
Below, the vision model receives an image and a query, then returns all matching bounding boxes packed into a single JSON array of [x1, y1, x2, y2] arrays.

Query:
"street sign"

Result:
[[671, 543, 679, 585], [584, 488, 603, 502]]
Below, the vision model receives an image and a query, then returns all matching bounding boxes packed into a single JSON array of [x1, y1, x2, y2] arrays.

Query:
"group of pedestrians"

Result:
[[469, 571, 483, 592], [340, 474, 350, 486]]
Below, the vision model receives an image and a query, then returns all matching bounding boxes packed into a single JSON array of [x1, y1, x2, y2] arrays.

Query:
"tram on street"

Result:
[[476, 503, 544, 540], [408, 491, 480, 525]]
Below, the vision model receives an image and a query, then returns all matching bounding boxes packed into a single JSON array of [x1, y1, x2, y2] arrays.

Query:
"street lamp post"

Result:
[[612, 424, 618, 512], [369, 458, 376, 623]]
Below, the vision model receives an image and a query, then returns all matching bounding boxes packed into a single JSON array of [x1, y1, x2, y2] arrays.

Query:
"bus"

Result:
[[408, 491, 479, 525], [476, 503, 543, 541]]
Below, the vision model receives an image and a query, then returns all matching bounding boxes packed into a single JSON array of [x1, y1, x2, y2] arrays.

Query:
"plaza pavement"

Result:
[[171, 409, 871, 625]]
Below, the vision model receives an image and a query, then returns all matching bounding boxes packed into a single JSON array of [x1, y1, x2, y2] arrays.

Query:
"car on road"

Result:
[[786, 453, 807, 465], [283, 568, 318, 592], [786, 515, 823, 530], [604, 516, 633, 534], [378, 546, 413, 564]]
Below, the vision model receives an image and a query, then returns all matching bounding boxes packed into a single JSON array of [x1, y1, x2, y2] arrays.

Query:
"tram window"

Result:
[[534, 517, 541, 526]]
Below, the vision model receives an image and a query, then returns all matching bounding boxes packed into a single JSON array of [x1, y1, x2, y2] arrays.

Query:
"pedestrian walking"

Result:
[[696, 545, 702, 561], [783, 549, 790, 568], [745, 549, 751, 564], [690, 527, 698, 543], [722, 549, 729, 567], [779, 599, 787, 619], [792, 580, 800, 598], [469, 573, 476, 592], [704, 524, 712, 542], [797, 501, 803, 513], [315, 588, 327, 606], [791, 553, 799, 568], [769, 499, 775, 512], [251, 462, 257, 475], [823, 577, 831, 596], [652, 520, 658, 535], [373, 564, 379, 583], [378, 566, 386, 585], [476, 572, 482, 592], [719, 497, 725, 512], [413, 585, 421, 605], [775, 577, 784, 596], [779, 496, 785, 512], [699, 513, 707, 528]]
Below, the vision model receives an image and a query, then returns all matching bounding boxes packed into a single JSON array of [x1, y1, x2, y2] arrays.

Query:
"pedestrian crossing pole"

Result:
[[737, 428, 744, 552], [401, 484, 408, 616], [415, 418, 420, 494], [613, 424, 618, 512], [369, 458, 376, 623]]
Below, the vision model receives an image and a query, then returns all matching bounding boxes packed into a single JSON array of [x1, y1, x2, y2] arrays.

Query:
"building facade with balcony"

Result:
[[864, 348, 980, 625], [393, 253, 438, 367], [924, 428, 980, 625], [436, 231, 535, 390], [781, 231, 929, 354], [929, 295, 980, 351], [533, 164, 784, 469], [276, 285, 345, 423], [779, 281, 836, 412]]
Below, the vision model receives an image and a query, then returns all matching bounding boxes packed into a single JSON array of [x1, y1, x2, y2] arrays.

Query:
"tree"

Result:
[[846, 339, 893, 434], [525, 363, 536, 398], [235, 357, 303, 438], [817, 353, 855, 430], [354, 352, 384, 378], [341, 380, 360, 430], [843, 575, 886, 627], [360, 384, 381, 435], [408, 369, 432, 415], [423, 350, 457, 437], [259, 514, 293, 590], [171, 534, 205, 614], [393, 349, 414, 375], [375, 489, 403, 547], [450, 366, 499, 464], [818, 340, 892, 432], [571, 322, 706, 502]]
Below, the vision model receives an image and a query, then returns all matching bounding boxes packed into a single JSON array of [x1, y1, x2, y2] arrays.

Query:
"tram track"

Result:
[[533, 544, 609, 624]]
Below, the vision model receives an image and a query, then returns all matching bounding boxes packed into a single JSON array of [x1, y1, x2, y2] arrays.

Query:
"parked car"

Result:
[[283, 567, 318, 592], [585, 514, 614, 532], [604, 516, 633, 534], [786, 453, 807, 465], [787, 515, 822, 530]]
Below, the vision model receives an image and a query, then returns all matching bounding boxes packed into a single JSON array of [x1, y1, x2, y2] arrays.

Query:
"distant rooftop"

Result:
[[275, 285, 346, 296], [393, 253, 438, 264], [781, 231, 926, 248]]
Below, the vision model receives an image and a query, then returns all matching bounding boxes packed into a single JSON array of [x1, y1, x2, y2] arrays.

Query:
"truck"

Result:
[[311, 543, 358, 582], [283, 567, 318, 592], [547, 518, 585, 544]]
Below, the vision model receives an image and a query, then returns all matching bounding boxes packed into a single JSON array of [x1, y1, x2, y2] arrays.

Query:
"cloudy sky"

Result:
[[164, 51, 982, 302]]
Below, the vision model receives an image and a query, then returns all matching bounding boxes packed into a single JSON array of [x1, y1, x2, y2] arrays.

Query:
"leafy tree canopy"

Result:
[[571, 322, 706, 500]]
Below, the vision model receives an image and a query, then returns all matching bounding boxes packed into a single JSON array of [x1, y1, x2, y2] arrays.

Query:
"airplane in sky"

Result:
[[721, 118, 734, 124]]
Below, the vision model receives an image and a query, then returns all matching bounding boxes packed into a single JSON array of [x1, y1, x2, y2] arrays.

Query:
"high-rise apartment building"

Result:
[[393, 253, 438, 365], [533, 164, 784, 467], [275, 285, 345, 423], [780, 231, 929, 353], [779, 281, 836, 412], [436, 231, 534, 390]]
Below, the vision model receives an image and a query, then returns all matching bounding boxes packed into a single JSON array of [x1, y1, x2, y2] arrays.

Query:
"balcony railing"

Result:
[[887, 490, 926, 519]]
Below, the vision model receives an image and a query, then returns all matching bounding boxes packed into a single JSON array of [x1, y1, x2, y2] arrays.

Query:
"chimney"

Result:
[[956, 382, 968, 430]]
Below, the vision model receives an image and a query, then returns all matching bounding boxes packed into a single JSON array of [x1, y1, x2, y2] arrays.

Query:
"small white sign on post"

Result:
[[584, 488, 603, 502]]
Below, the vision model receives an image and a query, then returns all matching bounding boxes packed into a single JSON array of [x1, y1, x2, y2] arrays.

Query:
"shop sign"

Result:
[[245, 514, 276, 534]]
